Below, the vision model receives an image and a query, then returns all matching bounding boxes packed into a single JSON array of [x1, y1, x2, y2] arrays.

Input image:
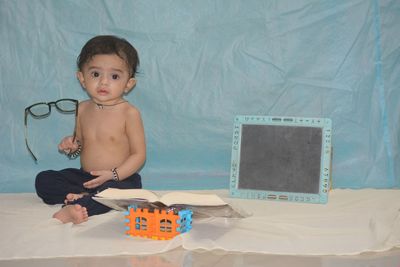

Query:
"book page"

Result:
[[95, 188, 160, 202], [159, 192, 227, 206], [95, 188, 227, 206]]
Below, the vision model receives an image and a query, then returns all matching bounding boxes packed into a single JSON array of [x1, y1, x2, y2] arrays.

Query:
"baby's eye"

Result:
[[111, 74, 120, 80], [91, 71, 100, 78]]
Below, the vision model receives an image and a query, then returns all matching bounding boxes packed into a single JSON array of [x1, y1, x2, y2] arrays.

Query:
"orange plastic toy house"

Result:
[[124, 205, 193, 240]]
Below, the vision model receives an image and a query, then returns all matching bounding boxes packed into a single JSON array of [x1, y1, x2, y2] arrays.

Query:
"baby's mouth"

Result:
[[97, 89, 108, 95]]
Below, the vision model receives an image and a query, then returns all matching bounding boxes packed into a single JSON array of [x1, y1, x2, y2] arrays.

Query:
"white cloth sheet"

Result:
[[0, 189, 399, 260]]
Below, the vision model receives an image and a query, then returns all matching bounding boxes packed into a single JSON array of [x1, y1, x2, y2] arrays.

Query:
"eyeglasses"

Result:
[[24, 98, 79, 162]]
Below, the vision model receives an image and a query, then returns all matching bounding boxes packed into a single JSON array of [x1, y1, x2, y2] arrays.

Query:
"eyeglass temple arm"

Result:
[[71, 102, 79, 143], [24, 109, 38, 162]]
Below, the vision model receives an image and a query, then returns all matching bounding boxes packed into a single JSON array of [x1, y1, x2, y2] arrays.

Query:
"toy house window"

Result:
[[135, 217, 147, 230], [160, 219, 172, 232]]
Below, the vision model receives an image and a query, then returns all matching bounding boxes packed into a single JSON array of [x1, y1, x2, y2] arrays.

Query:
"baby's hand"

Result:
[[58, 136, 79, 155], [83, 170, 113, 189]]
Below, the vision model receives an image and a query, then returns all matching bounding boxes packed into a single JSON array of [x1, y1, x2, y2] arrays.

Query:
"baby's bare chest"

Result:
[[80, 111, 127, 142]]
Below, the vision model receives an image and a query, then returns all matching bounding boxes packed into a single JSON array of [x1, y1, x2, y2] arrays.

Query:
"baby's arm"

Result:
[[114, 107, 146, 179], [59, 104, 82, 156]]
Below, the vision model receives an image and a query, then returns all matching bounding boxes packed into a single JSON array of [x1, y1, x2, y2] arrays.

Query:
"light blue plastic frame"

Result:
[[229, 116, 332, 204]]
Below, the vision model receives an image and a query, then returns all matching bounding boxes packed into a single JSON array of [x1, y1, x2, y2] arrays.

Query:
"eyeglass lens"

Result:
[[28, 104, 51, 118], [55, 99, 77, 113]]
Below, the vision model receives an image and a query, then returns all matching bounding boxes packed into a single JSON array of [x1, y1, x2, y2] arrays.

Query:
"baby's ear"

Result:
[[125, 78, 136, 92], [76, 71, 86, 88]]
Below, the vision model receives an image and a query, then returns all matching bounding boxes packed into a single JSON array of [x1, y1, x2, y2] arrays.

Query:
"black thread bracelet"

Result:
[[111, 168, 120, 181], [67, 143, 82, 159]]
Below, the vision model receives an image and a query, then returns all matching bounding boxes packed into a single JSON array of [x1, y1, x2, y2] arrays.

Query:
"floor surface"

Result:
[[1, 247, 399, 267]]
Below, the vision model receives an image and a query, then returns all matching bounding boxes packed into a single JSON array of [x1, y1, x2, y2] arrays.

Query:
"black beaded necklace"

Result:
[[92, 100, 128, 109]]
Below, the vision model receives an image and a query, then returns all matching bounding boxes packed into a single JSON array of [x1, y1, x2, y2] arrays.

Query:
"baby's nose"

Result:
[[100, 76, 109, 85]]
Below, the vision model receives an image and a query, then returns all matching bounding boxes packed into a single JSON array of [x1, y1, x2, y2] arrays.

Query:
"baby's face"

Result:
[[77, 54, 136, 105]]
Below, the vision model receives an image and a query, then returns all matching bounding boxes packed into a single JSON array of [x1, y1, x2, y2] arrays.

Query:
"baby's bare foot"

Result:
[[53, 204, 89, 224], [64, 193, 86, 204]]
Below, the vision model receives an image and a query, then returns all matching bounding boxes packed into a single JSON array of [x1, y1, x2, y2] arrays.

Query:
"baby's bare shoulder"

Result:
[[125, 103, 142, 118], [77, 100, 91, 110]]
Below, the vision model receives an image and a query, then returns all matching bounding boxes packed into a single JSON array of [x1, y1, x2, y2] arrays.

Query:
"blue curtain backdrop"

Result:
[[0, 0, 399, 192]]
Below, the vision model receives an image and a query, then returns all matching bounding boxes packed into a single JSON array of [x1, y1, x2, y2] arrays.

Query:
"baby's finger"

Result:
[[90, 171, 99, 176], [83, 179, 97, 188]]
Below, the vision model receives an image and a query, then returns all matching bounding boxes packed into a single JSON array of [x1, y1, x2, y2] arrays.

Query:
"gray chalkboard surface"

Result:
[[238, 124, 322, 194], [230, 116, 332, 204]]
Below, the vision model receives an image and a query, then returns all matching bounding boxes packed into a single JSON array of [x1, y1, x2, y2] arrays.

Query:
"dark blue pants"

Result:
[[35, 168, 142, 216]]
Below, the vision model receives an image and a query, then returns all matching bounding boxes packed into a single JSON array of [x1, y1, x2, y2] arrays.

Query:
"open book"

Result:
[[93, 188, 245, 218]]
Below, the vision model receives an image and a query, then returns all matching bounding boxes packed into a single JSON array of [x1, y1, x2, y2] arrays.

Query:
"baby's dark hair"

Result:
[[77, 35, 139, 78]]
